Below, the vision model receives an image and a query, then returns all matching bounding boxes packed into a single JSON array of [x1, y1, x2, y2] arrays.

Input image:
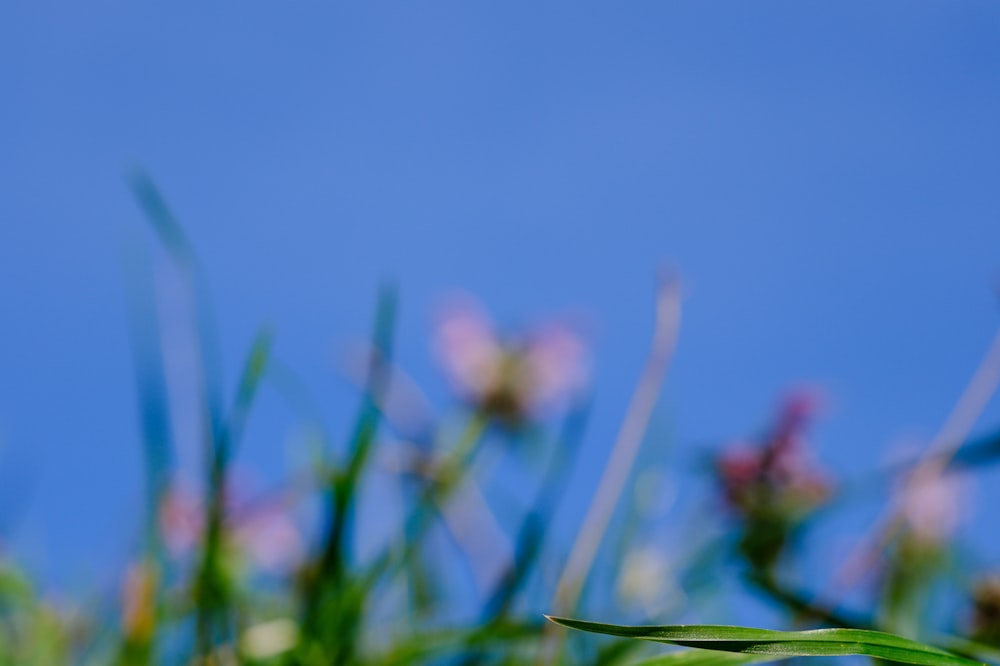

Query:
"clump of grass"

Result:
[[0, 175, 999, 666]]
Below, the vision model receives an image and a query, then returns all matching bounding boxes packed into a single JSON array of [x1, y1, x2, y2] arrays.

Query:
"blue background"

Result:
[[2, 1, 1000, 598]]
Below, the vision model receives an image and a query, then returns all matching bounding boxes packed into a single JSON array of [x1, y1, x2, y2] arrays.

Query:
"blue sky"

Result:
[[2, 1, 1000, 591]]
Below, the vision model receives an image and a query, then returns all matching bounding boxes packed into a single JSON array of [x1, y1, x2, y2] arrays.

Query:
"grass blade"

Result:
[[545, 618, 986, 666], [297, 284, 397, 661], [631, 649, 771, 666], [195, 328, 274, 655], [120, 239, 173, 553], [128, 169, 226, 448]]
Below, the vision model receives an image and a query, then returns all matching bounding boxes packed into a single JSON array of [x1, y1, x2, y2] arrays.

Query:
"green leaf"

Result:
[[545, 617, 986, 666]]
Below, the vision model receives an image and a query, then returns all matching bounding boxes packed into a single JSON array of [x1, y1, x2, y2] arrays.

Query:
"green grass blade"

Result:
[[128, 169, 226, 454], [322, 282, 398, 577], [127, 169, 197, 264], [130, 175, 277, 657], [545, 618, 986, 666], [297, 284, 397, 660], [373, 621, 545, 666], [631, 649, 771, 666], [223, 327, 275, 461], [120, 240, 174, 551], [459, 402, 591, 666], [194, 330, 273, 658]]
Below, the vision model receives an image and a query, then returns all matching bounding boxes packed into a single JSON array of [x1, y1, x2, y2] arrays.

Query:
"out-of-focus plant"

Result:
[[434, 295, 589, 429], [3, 175, 1000, 666], [714, 390, 830, 573], [970, 576, 1000, 647], [878, 473, 964, 636]]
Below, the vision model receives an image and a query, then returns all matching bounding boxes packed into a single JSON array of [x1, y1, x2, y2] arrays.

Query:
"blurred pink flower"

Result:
[[434, 298, 504, 403], [716, 387, 831, 513], [433, 296, 589, 424], [714, 388, 831, 570], [158, 482, 303, 574], [159, 483, 202, 556], [525, 323, 589, 407], [770, 387, 825, 457], [899, 473, 965, 544], [233, 503, 304, 573]]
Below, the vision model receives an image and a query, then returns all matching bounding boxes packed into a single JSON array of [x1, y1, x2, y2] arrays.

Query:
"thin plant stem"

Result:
[[540, 274, 682, 664]]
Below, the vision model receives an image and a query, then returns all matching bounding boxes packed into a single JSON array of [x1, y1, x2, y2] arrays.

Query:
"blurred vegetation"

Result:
[[1, 176, 1000, 666]]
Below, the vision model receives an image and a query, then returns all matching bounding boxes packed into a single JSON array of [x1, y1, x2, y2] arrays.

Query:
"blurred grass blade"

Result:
[[128, 170, 197, 264], [545, 618, 986, 666], [121, 239, 173, 550], [194, 327, 274, 656], [128, 169, 226, 455], [224, 327, 275, 461], [129, 172, 275, 657], [483, 399, 590, 620], [466, 400, 590, 632], [375, 621, 545, 666], [459, 400, 592, 666], [745, 571, 874, 630], [595, 636, 646, 666], [631, 649, 770, 666], [298, 284, 397, 660], [322, 282, 398, 578]]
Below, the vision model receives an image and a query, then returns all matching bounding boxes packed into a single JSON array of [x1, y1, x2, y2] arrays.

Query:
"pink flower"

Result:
[[158, 482, 303, 574], [769, 387, 825, 458], [716, 387, 831, 514], [524, 323, 589, 408], [714, 389, 831, 570], [899, 473, 965, 544], [233, 503, 304, 574], [433, 296, 589, 425], [159, 483, 202, 557], [434, 298, 505, 403]]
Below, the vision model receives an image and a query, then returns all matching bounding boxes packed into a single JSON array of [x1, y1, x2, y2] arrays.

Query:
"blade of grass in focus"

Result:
[[546, 618, 986, 666]]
